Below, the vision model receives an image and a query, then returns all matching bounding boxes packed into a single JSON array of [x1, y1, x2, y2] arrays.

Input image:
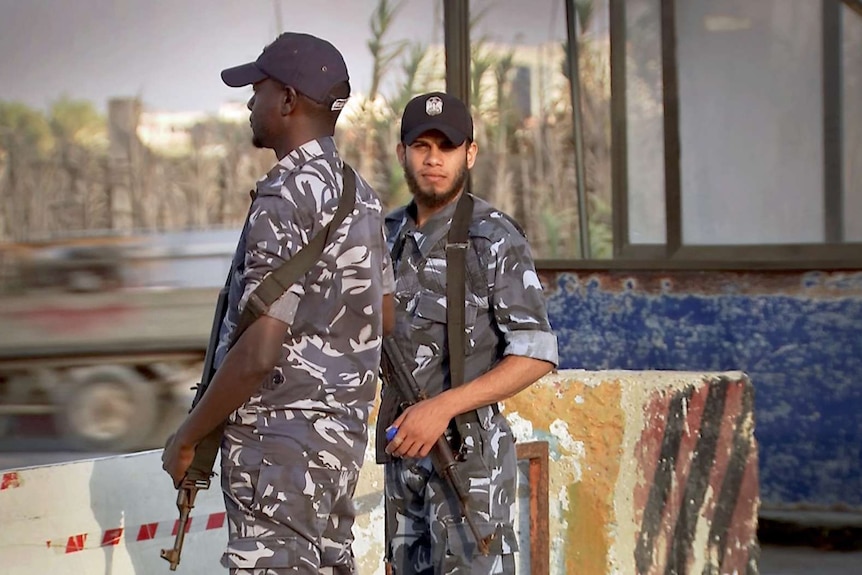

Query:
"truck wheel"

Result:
[[58, 366, 158, 451]]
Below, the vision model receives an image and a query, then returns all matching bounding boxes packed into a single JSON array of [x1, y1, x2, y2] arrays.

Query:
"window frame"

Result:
[[443, 0, 862, 271]]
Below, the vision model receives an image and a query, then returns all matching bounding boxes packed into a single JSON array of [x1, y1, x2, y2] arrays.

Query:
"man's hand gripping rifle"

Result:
[[380, 337, 493, 556], [160, 286, 228, 570]]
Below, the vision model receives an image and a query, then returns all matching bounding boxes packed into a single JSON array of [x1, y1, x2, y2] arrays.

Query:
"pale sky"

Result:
[[0, 0, 575, 114]]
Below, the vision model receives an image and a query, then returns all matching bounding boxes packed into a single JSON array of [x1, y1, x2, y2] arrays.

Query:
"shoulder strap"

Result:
[[446, 192, 473, 389], [230, 163, 357, 346]]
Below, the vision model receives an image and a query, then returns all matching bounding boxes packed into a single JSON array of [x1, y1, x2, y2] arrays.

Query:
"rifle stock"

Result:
[[159, 476, 208, 570], [380, 337, 493, 556], [160, 286, 228, 569]]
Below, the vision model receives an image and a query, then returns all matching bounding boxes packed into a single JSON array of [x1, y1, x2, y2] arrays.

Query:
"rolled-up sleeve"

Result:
[[491, 235, 559, 367]]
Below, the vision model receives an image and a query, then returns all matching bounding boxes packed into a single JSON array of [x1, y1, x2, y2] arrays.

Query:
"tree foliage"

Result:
[[1, 0, 615, 260]]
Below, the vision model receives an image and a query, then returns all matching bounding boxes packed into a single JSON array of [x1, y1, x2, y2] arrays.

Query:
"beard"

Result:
[[251, 124, 268, 149], [403, 161, 469, 210], [249, 116, 271, 149]]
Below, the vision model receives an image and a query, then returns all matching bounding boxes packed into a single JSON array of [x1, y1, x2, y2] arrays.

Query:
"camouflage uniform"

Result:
[[380, 195, 558, 574], [215, 137, 393, 574]]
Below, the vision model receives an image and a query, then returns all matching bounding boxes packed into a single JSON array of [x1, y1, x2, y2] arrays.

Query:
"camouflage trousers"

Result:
[[383, 413, 519, 575], [220, 423, 360, 575]]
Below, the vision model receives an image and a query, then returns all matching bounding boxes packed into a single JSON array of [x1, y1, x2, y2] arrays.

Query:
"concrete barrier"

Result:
[[504, 371, 760, 574], [0, 370, 758, 574]]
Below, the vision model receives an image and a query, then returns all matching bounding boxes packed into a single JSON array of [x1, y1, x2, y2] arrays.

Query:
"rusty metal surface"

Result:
[[516, 440, 550, 575]]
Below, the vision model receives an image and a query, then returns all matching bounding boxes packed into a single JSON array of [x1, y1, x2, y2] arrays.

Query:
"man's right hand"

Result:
[[161, 430, 196, 489], [385, 393, 457, 459]]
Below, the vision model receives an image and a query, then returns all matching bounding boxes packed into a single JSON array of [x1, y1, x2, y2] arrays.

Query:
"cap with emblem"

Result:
[[400, 92, 473, 146], [220, 32, 350, 111]]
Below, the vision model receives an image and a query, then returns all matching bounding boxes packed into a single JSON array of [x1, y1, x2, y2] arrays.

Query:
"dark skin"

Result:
[[249, 79, 329, 159], [162, 78, 395, 486]]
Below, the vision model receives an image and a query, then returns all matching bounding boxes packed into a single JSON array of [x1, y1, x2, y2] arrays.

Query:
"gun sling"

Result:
[[446, 193, 499, 427]]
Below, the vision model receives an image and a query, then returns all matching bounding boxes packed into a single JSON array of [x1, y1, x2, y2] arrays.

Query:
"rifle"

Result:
[[380, 336, 493, 556], [160, 285, 229, 570]]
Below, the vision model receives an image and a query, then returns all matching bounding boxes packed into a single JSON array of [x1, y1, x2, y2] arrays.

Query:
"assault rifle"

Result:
[[160, 285, 228, 570], [380, 336, 493, 556]]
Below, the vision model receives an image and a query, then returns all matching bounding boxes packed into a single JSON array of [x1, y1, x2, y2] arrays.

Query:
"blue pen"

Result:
[[386, 427, 398, 442]]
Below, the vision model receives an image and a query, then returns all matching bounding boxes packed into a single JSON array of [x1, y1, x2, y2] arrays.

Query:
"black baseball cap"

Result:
[[221, 32, 350, 110], [400, 92, 473, 146]]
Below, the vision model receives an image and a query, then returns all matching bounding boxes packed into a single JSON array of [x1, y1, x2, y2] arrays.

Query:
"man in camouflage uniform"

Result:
[[162, 33, 394, 574], [378, 92, 558, 574]]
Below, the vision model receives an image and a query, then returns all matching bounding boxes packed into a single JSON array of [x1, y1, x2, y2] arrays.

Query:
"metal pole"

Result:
[[565, 0, 591, 258], [444, 0, 471, 195], [609, 0, 629, 257], [443, 0, 471, 106], [661, 0, 682, 256], [823, 0, 843, 243]]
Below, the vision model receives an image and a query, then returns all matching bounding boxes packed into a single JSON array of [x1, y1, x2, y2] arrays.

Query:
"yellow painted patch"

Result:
[[505, 377, 624, 573]]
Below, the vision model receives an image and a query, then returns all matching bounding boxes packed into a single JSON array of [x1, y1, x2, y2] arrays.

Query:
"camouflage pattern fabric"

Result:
[[382, 194, 558, 574], [216, 137, 392, 573], [385, 416, 519, 575], [221, 423, 359, 574]]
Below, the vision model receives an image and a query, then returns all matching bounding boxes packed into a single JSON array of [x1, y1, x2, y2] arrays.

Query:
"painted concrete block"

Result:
[[0, 370, 759, 574], [503, 370, 760, 574]]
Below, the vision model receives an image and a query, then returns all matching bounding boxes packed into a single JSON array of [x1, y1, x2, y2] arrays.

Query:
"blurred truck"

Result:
[[0, 233, 234, 451]]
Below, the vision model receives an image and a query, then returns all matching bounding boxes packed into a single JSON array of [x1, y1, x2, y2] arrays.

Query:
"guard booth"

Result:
[[440, 0, 862, 521]]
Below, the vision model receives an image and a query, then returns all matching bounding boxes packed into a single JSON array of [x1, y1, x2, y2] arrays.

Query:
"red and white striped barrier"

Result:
[[0, 448, 389, 574], [0, 451, 228, 574], [45, 511, 226, 554]]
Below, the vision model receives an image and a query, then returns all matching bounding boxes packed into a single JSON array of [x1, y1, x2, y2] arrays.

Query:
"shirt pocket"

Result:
[[413, 291, 479, 355]]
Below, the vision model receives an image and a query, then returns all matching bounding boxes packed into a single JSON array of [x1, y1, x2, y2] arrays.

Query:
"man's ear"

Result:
[[396, 142, 406, 167], [466, 140, 478, 170], [281, 86, 298, 116]]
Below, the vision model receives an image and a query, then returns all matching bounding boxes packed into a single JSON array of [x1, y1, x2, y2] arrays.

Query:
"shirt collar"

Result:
[[402, 194, 464, 260], [255, 137, 339, 196], [277, 136, 338, 171]]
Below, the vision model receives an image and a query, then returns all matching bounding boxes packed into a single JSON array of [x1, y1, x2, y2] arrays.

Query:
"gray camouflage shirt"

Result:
[[384, 193, 558, 422], [215, 137, 393, 471]]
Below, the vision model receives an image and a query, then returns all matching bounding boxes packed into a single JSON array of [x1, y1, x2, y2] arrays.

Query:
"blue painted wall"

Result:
[[541, 269, 862, 508]]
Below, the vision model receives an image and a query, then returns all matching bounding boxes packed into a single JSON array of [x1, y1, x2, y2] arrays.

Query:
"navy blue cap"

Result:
[[221, 32, 350, 109], [400, 92, 473, 146]]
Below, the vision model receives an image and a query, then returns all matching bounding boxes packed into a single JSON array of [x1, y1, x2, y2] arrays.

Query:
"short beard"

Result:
[[251, 132, 266, 149], [250, 121, 270, 149], [403, 162, 469, 210]]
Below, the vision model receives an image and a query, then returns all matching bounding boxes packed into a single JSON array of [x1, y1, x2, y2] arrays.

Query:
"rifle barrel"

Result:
[[382, 338, 493, 556], [433, 437, 492, 556]]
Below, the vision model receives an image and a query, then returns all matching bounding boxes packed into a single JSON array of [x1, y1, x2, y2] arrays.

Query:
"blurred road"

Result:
[[0, 389, 189, 470], [2, 444, 859, 575], [759, 546, 862, 574]]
